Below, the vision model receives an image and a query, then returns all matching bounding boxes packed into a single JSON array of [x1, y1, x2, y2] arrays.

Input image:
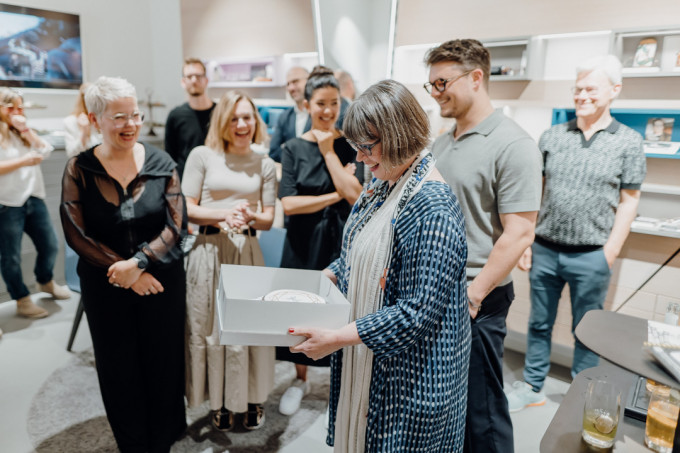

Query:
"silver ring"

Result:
[[145, 291, 150, 296], [112, 283, 121, 288]]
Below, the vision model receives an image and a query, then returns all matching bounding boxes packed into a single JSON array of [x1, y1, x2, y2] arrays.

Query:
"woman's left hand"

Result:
[[107, 259, 144, 288], [289, 327, 342, 361], [130, 272, 165, 296]]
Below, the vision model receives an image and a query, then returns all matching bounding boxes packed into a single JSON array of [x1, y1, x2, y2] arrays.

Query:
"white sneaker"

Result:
[[279, 379, 310, 415], [506, 381, 546, 413]]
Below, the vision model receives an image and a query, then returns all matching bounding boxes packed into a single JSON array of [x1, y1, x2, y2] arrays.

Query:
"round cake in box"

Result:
[[262, 289, 325, 304]]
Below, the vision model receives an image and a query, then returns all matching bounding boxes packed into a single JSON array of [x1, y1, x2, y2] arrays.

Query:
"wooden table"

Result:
[[540, 362, 647, 452], [540, 310, 680, 451]]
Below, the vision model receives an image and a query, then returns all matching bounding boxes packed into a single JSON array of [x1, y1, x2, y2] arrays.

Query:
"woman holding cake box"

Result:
[[289, 80, 471, 452], [182, 90, 277, 431]]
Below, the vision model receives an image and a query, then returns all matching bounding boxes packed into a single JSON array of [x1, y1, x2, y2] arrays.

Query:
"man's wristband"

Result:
[[468, 299, 482, 310]]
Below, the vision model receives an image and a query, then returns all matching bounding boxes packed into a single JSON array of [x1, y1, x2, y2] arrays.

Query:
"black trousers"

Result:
[[81, 262, 187, 453], [464, 282, 514, 453]]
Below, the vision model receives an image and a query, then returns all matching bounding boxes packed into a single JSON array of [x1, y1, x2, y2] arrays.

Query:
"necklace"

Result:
[[98, 147, 140, 186]]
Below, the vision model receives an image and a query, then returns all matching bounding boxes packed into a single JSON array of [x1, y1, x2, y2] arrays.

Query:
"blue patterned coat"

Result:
[[327, 181, 471, 452]]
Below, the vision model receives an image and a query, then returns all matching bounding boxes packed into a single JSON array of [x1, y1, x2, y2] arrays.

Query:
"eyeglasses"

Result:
[[347, 138, 381, 157], [1, 102, 23, 111], [423, 70, 473, 94], [183, 73, 206, 81], [571, 86, 599, 97], [107, 112, 144, 128]]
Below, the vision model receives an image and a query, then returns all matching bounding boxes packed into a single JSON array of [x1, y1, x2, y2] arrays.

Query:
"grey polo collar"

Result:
[[452, 108, 504, 140], [567, 117, 621, 134]]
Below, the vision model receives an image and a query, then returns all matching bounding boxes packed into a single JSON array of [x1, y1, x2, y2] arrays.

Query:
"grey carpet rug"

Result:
[[27, 349, 330, 452]]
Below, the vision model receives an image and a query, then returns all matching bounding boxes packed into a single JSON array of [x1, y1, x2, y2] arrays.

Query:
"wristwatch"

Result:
[[131, 256, 147, 270]]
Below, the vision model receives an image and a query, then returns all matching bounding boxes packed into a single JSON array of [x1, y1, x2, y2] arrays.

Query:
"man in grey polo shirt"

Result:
[[425, 39, 542, 453], [507, 55, 646, 413]]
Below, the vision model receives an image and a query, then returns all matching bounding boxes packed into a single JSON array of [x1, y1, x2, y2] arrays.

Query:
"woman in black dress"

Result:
[[60, 76, 187, 453], [277, 66, 363, 415]]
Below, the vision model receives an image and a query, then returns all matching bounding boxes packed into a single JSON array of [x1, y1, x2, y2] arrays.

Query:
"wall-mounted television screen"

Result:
[[0, 3, 82, 89]]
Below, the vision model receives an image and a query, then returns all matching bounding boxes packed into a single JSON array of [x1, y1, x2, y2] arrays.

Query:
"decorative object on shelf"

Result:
[[645, 118, 674, 142], [633, 38, 658, 68], [490, 65, 515, 76], [139, 88, 165, 136]]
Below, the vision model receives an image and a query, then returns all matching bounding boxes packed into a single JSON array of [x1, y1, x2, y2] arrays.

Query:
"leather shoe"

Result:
[[16, 296, 49, 319], [211, 408, 234, 432], [243, 403, 265, 430], [39, 280, 71, 300]]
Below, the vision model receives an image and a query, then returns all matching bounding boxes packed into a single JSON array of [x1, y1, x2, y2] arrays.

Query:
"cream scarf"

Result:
[[334, 149, 434, 453]]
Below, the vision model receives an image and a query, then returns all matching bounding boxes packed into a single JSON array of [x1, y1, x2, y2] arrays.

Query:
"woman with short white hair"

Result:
[[61, 76, 187, 452]]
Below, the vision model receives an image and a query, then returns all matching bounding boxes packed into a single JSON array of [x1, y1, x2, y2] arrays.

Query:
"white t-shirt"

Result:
[[0, 134, 53, 206], [294, 104, 309, 138]]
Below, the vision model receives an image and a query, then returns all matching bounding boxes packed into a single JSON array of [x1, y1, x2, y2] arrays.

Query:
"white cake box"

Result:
[[217, 264, 351, 346]]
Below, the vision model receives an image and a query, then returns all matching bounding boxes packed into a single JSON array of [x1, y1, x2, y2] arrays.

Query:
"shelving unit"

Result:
[[206, 56, 278, 88], [392, 37, 536, 84], [613, 27, 680, 78], [483, 37, 532, 81], [205, 52, 320, 90]]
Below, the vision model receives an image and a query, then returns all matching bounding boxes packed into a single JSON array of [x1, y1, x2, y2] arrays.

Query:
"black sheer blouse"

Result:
[[60, 143, 186, 272]]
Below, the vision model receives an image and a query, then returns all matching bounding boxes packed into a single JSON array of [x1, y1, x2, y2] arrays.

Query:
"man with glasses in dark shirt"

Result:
[[164, 57, 215, 179], [425, 39, 542, 453]]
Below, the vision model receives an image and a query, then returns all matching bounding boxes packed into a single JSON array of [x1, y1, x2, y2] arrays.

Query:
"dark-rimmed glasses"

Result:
[[423, 70, 473, 94], [347, 138, 381, 157]]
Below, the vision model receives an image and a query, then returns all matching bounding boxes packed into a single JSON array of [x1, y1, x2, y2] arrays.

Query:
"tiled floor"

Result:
[[0, 291, 571, 453]]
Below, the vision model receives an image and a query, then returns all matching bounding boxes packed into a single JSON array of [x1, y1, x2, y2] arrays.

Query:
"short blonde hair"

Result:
[[344, 80, 430, 168], [84, 76, 137, 117], [205, 90, 267, 152]]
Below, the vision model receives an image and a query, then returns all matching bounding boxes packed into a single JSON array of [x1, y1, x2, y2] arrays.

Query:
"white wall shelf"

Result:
[[641, 183, 680, 196], [613, 27, 680, 78], [393, 37, 536, 85]]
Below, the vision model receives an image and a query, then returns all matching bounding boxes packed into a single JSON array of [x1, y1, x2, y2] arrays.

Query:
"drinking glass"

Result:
[[582, 379, 621, 448], [645, 386, 680, 453]]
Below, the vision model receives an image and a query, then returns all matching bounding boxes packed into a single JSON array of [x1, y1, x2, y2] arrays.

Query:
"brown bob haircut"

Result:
[[424, 39, 491, 88], [343, 79, 430, 169], [205, 90, 267, 153]]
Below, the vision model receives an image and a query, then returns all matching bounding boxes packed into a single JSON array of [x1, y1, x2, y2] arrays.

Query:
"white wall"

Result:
[[316, 0, 395, 93], [10, 0, 184, 128]]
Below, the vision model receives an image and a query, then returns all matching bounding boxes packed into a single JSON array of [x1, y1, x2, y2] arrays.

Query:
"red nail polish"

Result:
[[288, 328, 294, 333]]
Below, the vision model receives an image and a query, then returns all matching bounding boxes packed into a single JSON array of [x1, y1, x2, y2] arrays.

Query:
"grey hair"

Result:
[[576, 55, 622, 85], [84, 76, 137, 117], [344, 79, 430, 168]]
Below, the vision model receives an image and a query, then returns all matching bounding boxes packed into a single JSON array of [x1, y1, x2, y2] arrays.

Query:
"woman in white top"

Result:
[[63, 83, 101, 157], [182, 90, 277, 432], [0, 88, 70, 325]]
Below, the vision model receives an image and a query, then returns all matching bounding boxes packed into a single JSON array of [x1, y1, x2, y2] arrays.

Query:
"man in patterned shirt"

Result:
[[507, 55, 646, 412], [426, 39, 542, 453]]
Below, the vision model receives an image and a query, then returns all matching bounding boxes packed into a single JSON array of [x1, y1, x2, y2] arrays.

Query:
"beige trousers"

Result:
[[185, 231, 275, 412]]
